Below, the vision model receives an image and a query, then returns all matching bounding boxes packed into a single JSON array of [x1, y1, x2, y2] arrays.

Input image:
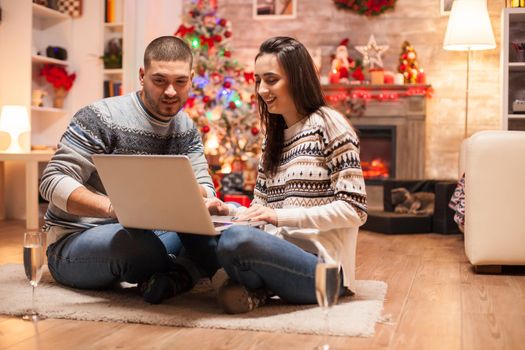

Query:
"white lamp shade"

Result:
[[0, 105, 31, 153], [443, 0, 496, 51], [0, 105, 30, 132]]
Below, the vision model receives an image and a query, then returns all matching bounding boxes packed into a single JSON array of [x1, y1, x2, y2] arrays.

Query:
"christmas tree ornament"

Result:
[[397, 41, 420, 84], [355, 35, 389, 69], [175, 0, 261, 173], [329, 38, 365, 84]]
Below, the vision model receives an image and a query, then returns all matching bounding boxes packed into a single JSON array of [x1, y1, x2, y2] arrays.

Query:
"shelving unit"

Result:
[[31, 54, 69, 66], [31, 2, 73, 147], [501, 8, 525, 130], [30, 106, 67, 114], [102, 0, 125, 98]]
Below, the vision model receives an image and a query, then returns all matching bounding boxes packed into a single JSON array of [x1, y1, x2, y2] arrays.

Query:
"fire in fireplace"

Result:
[[356, 125, 396, 183]]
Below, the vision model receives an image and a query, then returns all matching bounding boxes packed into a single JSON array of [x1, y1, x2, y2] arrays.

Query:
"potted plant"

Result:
[[40, 64, 76, 108]]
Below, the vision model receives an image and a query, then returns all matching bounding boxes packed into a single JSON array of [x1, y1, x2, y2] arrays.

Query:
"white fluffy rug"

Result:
[[0, 264, 387, 337]]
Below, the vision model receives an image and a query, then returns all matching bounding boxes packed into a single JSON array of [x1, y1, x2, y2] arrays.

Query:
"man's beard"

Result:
[[143, 90, 184, 117]]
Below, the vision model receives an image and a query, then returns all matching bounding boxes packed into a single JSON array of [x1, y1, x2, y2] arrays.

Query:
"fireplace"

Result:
[[357, 125, 396, 184], [322, 84, 429, 209], [323, 84, 428, 180]]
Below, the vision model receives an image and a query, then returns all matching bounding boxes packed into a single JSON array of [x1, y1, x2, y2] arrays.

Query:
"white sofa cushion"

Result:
[[464, 130, 525, 265]]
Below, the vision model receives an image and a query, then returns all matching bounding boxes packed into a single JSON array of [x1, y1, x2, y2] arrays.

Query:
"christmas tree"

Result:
[[175, 0, 261, 173], [398, 41, 419, 84]]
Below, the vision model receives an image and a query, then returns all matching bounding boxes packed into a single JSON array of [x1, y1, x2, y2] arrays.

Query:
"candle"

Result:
[[383, 71, 394, 84], [329, 69, 340, 84], [394, 73, 404, 85], [417, 69, 426, 84]]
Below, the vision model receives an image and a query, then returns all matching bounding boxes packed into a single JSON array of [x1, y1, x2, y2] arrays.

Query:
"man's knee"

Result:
[[111, 228, 169, 269]]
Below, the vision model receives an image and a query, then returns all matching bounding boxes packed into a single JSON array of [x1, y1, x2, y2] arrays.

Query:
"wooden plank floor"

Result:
[[0, 220, 524, 349]]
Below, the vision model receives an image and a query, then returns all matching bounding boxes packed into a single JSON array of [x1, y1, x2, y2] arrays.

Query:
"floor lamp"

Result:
[[443, 0, 496, 139]]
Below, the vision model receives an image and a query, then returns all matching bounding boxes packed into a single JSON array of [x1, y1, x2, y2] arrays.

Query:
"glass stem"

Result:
[[32, 285, 36, 314], [322, 307, 330, 349]]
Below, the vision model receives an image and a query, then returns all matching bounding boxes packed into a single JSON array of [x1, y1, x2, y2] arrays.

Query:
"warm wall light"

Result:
[[443, 0, 496, 138], [0, 105, 31, 153]]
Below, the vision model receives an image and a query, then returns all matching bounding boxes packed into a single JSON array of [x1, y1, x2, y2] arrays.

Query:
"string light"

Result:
[[326, 86, 431, 102]]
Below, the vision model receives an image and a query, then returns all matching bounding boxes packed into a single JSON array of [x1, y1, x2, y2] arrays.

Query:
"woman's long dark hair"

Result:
[[255, 36, 327, 176]]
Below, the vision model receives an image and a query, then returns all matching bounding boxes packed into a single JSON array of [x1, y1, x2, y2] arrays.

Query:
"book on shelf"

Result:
[[103, 80, 122, 98], [508, 0, 525, 7], [105, 0, 123, 23]]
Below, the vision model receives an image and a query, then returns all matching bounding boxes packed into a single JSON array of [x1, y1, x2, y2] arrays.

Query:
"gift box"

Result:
[[223, 194, 251, 207]]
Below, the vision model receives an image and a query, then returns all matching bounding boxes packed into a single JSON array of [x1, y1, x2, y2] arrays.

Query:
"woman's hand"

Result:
[[235, 204, 277, 226], [204, 197, 230, 216]]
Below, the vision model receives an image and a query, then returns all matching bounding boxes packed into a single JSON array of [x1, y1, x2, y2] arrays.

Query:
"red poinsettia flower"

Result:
[[333, 0, 396, 16], [40, 65, 76, 91]]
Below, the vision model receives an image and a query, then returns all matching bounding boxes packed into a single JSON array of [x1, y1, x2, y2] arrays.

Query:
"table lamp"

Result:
[[443, 0, 496, 138], [0, 105, 31, 153]]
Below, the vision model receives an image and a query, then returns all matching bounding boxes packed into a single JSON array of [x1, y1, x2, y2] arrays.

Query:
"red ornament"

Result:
[[202, 95, 211, 103], [243, 71, 255, 83], [224, 31, 232, 38], [201, 125, 210, 133], [210, 72, 222, 84], [174, 25, 195, 37], [213, 35, 223, 43], [223, 50, 231, 58], [228, 101, 237, 110], [200, 35, 215, 48], [185, 96, 196, 108], [219, 18, 227, 26], [251, 127, 260, 136], [223, 81, 232, 89]]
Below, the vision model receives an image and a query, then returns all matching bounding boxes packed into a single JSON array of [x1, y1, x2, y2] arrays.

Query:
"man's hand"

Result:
[[205, 197, 230, 216], [234, 204, 277, 226], [67, 186, 117, 218]]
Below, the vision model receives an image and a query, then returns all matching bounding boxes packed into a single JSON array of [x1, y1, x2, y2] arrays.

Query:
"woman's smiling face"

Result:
[[255, 53, 300, 126]]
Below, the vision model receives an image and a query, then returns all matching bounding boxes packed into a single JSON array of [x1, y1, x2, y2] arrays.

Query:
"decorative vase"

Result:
[[31, 89, 46, 107], [53, 87, 67, 109]]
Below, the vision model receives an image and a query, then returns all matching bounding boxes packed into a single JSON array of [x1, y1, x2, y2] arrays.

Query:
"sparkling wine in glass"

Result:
[[315, 252, 341, 350], [22, 231, 46, 321]]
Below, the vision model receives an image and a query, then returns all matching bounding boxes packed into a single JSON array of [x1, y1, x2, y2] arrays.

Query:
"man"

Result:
[[40, 36, 219, 303]]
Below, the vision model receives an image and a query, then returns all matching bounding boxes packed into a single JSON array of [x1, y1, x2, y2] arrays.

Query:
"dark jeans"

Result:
[[46, 223, 220, 289]]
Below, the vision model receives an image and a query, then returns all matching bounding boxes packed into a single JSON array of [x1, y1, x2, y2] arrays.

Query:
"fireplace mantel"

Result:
[[322, 84, 431, 180]]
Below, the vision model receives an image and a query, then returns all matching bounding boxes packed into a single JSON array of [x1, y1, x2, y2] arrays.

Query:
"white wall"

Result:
[[0, 0, 34, 219], [125, 0, 183, 92], [69, 0, 105, 110]]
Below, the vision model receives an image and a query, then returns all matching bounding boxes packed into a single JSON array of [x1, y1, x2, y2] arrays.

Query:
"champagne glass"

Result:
[[22, 231, 46, 321], [315, 249, 341, 350]]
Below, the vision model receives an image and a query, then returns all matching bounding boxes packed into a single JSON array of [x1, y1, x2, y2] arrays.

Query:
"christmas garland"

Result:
[[333, 0, 397, 16]]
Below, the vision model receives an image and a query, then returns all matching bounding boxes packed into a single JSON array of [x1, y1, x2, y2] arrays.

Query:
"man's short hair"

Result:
[[144, 36, 193, 69]]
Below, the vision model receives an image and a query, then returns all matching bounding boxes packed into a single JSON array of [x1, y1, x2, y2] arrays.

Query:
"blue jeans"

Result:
[[46, 223, 185, 289], [216, 226, 346, 304]]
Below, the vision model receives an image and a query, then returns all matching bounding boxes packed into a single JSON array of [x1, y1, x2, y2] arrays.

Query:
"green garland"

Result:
[[333, 0, 397, 16]]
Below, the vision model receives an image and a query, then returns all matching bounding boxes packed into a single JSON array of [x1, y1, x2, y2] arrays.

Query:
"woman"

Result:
[[212, 36, 368, 314]]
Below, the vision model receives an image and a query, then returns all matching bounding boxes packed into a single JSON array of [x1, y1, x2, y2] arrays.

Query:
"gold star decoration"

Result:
[[355, 35, 389, 69]]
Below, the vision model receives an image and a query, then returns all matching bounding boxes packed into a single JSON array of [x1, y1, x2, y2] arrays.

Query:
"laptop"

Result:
[[92, 154, 265, 235]]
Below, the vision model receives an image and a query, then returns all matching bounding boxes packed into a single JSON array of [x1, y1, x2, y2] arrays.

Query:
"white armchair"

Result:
[[462, 130, 525, 272]]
